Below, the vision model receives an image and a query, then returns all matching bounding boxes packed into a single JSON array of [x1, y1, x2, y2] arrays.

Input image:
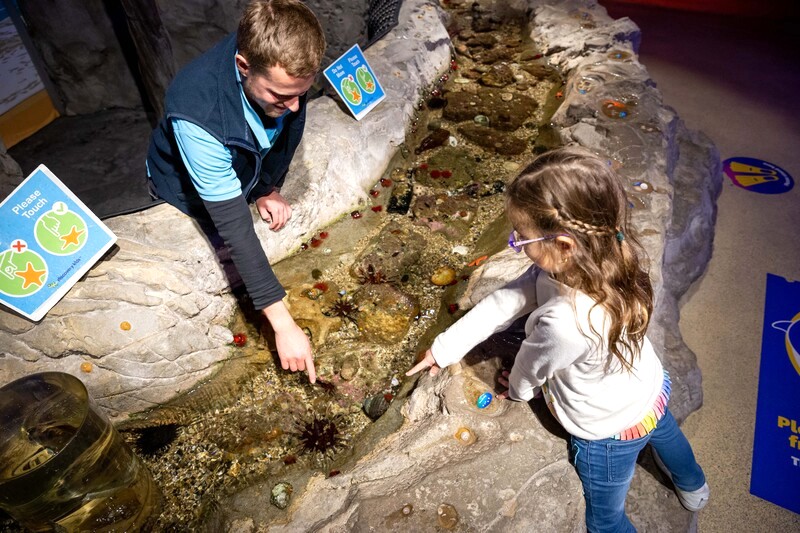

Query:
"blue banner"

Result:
[[0, 165, 116, 321], [323, 44, 385, 121], [750, 273, 800, 514]]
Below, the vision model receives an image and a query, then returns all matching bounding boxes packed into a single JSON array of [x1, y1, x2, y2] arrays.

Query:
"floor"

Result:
[[602, 2, 800, 531]]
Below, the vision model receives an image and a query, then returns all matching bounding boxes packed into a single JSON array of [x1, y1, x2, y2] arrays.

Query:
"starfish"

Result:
[[15, 262, 46, 289]]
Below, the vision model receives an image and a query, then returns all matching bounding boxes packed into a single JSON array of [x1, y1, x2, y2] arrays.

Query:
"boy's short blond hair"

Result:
[[237, 0, 326, 78]]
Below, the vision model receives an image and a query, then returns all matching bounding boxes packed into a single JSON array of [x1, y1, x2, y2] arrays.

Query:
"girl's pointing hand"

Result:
[[406, 349, 441, 377]]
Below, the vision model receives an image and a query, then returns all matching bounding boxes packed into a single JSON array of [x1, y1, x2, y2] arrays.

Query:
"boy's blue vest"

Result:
[[147, 33, 307, 219]]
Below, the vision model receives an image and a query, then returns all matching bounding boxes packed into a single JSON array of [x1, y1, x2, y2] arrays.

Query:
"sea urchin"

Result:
[[295, 415, 343, 455], [323, 295, 359, 323]]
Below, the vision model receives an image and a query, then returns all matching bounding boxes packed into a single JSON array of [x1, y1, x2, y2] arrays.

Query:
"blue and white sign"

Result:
[[323, 44, 385, 121], [0, 165, 116, 321], [750, 273, 800, 514]]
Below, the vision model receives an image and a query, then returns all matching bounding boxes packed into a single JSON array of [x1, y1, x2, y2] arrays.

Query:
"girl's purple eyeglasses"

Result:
[[508, 231, 568, 253]]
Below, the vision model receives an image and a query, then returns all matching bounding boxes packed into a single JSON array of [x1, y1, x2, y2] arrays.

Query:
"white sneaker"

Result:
[[652, 447, 710, 511]]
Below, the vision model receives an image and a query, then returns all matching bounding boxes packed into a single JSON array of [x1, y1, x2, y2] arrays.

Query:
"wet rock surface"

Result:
[[458, 122, 529, 155], [443, 88, 539, 130], [353, 283, 420, 345], [350, 220, 426, 283]]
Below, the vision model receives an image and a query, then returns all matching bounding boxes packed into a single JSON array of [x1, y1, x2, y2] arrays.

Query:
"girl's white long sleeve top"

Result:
[[430, 266, 664, 440]]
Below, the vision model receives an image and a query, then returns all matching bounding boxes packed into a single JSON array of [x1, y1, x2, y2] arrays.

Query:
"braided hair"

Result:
[[505, 146, 653, 371]]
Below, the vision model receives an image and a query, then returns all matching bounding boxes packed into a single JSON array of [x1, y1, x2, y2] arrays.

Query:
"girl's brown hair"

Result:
[[505, 146, 653, 370], [237, 0, 326, 78]]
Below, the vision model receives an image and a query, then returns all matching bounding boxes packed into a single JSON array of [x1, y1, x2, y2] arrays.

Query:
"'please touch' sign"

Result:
[[0, 165, 116, 321]]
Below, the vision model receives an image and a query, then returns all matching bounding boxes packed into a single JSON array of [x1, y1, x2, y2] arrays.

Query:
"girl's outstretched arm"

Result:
[[429, 266, 540, 369]]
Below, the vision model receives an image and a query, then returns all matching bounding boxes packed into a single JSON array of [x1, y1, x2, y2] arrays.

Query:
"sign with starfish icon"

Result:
[[323, 44, 385, 121], [0, 165, 116, 321]]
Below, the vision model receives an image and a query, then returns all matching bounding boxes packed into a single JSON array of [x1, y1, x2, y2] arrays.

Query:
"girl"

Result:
[[407, 147, 709, 532]]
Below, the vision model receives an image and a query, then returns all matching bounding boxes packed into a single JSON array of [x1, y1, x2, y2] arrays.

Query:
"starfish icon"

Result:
[[60, 225, 85, 249], [15, 262, 46, 289]]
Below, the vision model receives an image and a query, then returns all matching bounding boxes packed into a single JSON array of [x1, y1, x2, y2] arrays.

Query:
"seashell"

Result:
[[633, 180, 653, 194], [454, 426, 476, 445], [363, 393, 390, 421], [270, 481, 293, 509], [431, 266, 457, 286]]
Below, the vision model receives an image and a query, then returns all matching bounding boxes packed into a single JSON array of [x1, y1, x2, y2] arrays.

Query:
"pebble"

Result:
[[473, 114, 490, 126], [453, 77, 471, 84], [452, 245, 469, 255], [431, 266, 457, 286], [503, 161, 520, 171], [270, 482, 293, 509], [340, 357, 359, 381], [500, 92, 513, 102]]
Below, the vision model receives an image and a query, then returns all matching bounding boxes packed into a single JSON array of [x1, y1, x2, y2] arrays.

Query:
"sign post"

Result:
[[0, 165, 117, 321]]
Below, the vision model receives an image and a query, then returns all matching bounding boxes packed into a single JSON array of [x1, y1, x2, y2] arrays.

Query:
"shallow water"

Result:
[[94, 9, 562, 530]]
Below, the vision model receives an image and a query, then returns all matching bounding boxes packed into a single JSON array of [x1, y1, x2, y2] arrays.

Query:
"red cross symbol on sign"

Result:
[[12, 240, 26, 253]]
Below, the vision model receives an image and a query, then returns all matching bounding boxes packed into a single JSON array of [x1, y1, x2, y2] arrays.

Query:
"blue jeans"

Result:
[[569, 408, 706, 533]]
